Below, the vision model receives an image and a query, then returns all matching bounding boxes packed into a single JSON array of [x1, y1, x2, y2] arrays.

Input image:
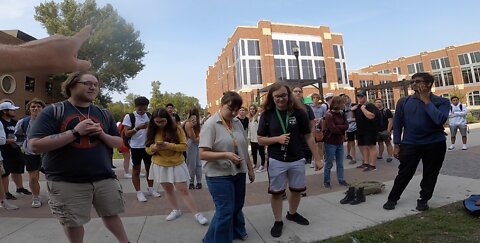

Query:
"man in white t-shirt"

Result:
[[123, 96, 161, 202]]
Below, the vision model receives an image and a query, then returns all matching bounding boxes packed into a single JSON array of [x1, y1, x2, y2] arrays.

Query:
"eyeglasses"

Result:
[[273, 93, 288, 99], [77, 81, 99, 88], [154, 119, 167, 124], [224, 105, 239, 113], [356, 95, 365, 97], [411, 79, 426, 84]]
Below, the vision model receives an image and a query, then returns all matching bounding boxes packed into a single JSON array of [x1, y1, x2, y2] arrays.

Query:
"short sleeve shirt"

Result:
[[257, 108, 310, 162], [354, 103, 379, 135], [122, 111, 150, 148], [199, 112, 248, 177]]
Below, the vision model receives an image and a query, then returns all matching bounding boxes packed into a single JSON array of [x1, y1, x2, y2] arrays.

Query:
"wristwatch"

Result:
[[71, 129, 81, 139]]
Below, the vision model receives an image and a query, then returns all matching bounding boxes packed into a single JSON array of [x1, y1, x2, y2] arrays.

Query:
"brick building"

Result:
[[352, 41, 480, 110], [0, 30, 56, 116], [205, 20, 355, 113]]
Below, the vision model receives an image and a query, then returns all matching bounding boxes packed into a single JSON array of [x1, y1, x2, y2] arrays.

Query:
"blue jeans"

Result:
[[203, 173, 247, 243], [324, 143, 345, 184]]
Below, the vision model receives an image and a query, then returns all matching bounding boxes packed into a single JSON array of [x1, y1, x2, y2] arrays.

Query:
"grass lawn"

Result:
[[320, 201, 480, 243], [113, 149, 124, 159]]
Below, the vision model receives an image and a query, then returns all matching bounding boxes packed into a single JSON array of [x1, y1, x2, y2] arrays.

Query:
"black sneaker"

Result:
[[324, 183, 331, 189], [339, 181, 350, 186], [356, 163, 368, 169], [16, 188, 32, 195], [282, 192, 287, 200], [189, 183, 195, 190], [270, 221, 283, 238], [5, 192, 17, 200], [346, 155, 352, 160], [301, 192, 307, 197], [195, 183, 202, 189], [286, 212, 309, 225], [416, 199, 429, 211], [386, 158, 393, 163], [383, 200, 397, 210]]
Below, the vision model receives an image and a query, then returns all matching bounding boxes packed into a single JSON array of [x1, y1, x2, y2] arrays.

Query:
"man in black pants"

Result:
[[383, 72, 450, 211]]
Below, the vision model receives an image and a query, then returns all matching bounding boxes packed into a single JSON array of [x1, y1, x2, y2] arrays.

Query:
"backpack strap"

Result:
[[52, 101, 66, 121], [21, 116, 31, 132], [128, 113, 136, 128]]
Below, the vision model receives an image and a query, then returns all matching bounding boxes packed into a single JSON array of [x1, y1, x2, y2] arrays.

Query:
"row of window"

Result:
[[458, 51, 480, 66], [1, 75, 52, 95], [274, 59, 327, 82], [272, 39, 324, 57]]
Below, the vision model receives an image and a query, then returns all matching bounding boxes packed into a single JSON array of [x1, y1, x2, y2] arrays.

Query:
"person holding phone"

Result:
[[145, 108, 208, 225], [199, 91, 255, 242]]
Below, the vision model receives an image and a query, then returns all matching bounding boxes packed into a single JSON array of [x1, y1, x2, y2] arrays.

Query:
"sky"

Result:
[[2, 0, 479, 107]]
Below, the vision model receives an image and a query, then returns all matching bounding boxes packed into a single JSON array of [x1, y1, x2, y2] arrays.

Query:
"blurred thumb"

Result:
[[75, 59, 91, 72]]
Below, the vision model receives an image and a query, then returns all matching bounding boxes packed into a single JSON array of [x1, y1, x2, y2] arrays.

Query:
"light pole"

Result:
[[292, 45, 301, 86]]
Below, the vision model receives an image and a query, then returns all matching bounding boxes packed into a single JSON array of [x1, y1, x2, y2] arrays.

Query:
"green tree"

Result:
[[107, 101, 130, 122], [149, 81, 203, 120], [34, 0, 146, 105]]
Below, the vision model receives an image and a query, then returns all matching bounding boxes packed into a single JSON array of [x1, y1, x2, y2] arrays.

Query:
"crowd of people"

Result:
[[0, 26, 475, 243]]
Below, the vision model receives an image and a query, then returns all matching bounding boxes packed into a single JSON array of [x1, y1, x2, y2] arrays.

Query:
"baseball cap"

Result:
[[0, 102, 20, 111], [356, 90, 367, 97], [324, 93, 334, 99]]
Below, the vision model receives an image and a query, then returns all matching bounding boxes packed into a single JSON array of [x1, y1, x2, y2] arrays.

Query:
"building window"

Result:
[[407, 62, 424, 74], [470, 51, 480, 64], [440, 93, 450, 99], [45, 82, 53, 96], [333, 45, 340, 59], [272, 39, 284, 55], [393, 67, 401, 74], [468, 91, 480, 106], [274, 59, 287, 81], [458, 53, 470, 65], [380, 80, 394, 110], [474, 66, 480, 84], [249, 60, 262, 84], [301, 60, 314, 79], [241, 40, 246, 56], [360, 80, 375, 101], [1, 75, 16, 94], [312, 42, 323, 57], [25, 76, 35, 92], [335, 62, 342, 82], [349, 80, 354, 87], [443, 70, 454, 86], [441, 57, 451, 68], [433, 72, 443, 87], [314, 60, 326, 83], [431, 59, 440, 70], [288, 59, 299, 79], [242, 60, 247, 85], [462, 67, 474, 84], [247, 40, 260, 56], [285, 40, 297, 55], [299, 41, 311, 56]]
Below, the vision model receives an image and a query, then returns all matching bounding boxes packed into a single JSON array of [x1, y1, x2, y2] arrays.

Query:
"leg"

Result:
[[258, 145, 266, 166], [335, 144, 345, 183], [348, 140, 356, 160], [378, 141, 385, 158], [462, 136, 467, 145], [419, 142, 446, 201], [449, 126, 456, 144], [174, 182, 199, 214], [288, 191, 302, 214], [323, 144, 335, 185], [271, 193, 284, 221], [142, 151, 154, 188], [267, 158, 289, 221], [359, 145, 368, 164], [368, 145, 378, 166], [386, 140, 394, 158], [101, 215, 129, 243], [250, 142, 258, 167], [232, 174, 247, 239], [28, 170, 40, 197], [130, 148, 142, 191], [122, 151, 130, 174], [186, 141, 196, 184], [11, 173, 24, 190], [316, 142, 324, 161], [203, 176, 235, 243], [63, 226, 85, 243], [387, 144, 422, 202], [2, 175, 9, 193], [161, 183, 179, 209]]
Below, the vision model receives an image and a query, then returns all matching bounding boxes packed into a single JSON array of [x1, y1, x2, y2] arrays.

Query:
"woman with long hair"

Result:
[[323, 96, 349, 188], [199, 91, 255, 242], [247, 104, 266, 172], [341, 94, 358, 164], [184, 107, 203, 189], [145, 108, 208, 225]]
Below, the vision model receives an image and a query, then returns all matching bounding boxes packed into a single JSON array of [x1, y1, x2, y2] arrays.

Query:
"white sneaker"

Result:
[[166, 209, 182, 221], [462, 144, 468, 150], [136, 191, 147, 202], [448, 145, 455, 150], [1, 200, 19, 210], [139, 172, 146, 177], [147, 187, 161, 197], [195, 213, 209, 225], [309, 161, 315, 168], [255, 165, 264, 173], [124, 173, 132, 179], [31, 197, 42, 208]]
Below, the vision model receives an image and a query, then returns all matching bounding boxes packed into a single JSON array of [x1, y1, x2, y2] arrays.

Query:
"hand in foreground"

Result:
[[225, 152, 242, 166], [393, 144, 401, 159], [21, 25, 92, 73], [277, 133, 290, 145], [248, 168, 255, 183]]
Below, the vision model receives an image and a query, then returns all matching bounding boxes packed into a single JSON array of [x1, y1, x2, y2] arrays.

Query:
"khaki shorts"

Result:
[[46, 178, 125, 227]]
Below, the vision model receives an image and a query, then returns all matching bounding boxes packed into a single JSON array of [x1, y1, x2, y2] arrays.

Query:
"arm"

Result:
[[393, 99, 405, 145], [305, 133, 323, 170], [387, 117, 393, 132], [0, 26, 91, 73], [361, 105, 375, 120], [97, 131, 122, 148], [458, 105, 468, 117], [0, 123, 6, 145], [185, 122, 199, 143], [424, 101, 450, 126], [258, 135, 283, 146], [325, 113, 347, 134], [165, 128, 187, 152]]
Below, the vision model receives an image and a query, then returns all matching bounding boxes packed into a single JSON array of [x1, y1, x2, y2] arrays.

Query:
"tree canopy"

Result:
[[34, 0, 146, 103]]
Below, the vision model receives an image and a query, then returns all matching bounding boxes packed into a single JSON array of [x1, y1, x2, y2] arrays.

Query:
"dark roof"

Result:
[[2, 30, 37, 42]]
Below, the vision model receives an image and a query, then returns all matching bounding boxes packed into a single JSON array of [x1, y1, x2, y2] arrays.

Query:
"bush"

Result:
[[466, 113, 478, 124]]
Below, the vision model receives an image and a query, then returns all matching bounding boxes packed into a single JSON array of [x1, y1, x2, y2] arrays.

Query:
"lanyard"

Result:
[[219, 113, 238, 151], [275, 108, 289, 134]]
